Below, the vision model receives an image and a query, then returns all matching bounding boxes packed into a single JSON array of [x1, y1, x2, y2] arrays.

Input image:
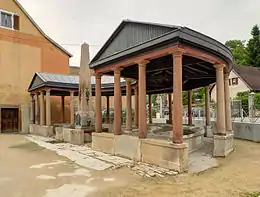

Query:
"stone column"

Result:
[[46, 89, 51, 126], [30, 94, 35, 124], [95, 73, 102, 132], [114, 68, 122, 135], [138, 60, 149, 138], [214, 64, 226, 134], [224, 73, 232, 132], [188, 90, 192, 126], [205, 86, 211, 126], [126, 79, 132, 131], [248, 92, 255, 118], [134, 86, 139, 127], [34, 93, 39, 124], [168, 93, 172, 124], [148, 94, 152, 124], [106, 96, 110, 123], [70, 91, 75, 125], [172, 51, 183, 144], [61, 96, 65, 123], [40, 91, 45, 125]]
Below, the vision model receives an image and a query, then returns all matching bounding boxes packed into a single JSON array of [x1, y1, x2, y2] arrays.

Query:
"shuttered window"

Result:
[[0, 10, 19, 30]]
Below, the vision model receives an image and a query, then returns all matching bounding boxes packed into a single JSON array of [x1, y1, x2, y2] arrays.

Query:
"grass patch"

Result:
[[240, 192, 260, 197]]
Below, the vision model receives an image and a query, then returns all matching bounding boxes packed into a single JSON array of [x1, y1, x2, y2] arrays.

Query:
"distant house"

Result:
[[0, 0, 72, 133], [211, 65, 260, 101]]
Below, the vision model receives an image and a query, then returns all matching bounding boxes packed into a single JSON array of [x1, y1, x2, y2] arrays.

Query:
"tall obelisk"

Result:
[[76, 43, 93, 128]]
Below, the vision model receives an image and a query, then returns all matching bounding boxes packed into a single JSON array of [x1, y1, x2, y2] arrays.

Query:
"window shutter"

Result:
[[13, 15, 20, 30]]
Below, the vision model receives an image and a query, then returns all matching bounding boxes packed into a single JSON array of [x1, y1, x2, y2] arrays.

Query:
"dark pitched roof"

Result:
[[233, 65, 260, 91], [28, 72, 128, 92], [14, 0, 72, 57], [90, 20, 233, 68]]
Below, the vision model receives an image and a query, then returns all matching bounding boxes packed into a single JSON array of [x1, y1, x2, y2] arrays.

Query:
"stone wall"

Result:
[[92, 133, 188, 172], [183, 117, 260, 142], [29, 124, 54, 137]]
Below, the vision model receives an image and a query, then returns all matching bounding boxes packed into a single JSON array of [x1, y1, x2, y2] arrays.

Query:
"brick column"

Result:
[[172, 51, 183, 144], [126, 79, 132, 131], [138, 60, 149, 138], [148, 94, 152, 124], [224, 73, 232, 132], [61, 96, 65, 123], [30, 94, 35, 124], [134, 86, 139, 127], [106, 96, 110, 123], [205, 86, 210, 126], [40, 91, 45, 125], [114, 68, 122, 135], [188, 90, 192, 126], [95, 73, 102, 132], [34, 93, 39, 124], [70, 91, 75, 125], [214, 64, 226, 134], [46, 89, 51, 126]]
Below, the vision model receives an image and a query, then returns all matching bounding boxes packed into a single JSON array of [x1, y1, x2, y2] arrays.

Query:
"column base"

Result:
[[213, 132, 234, 157], [204, 125, 213, 137]]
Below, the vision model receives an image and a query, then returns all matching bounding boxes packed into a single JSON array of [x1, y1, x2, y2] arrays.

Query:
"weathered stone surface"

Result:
[[21, 104, 30, 134], [29, 124, 54, 137], [114, 135, 141, 161], [92, 132, 115, 154], [55, 127, 63, 141], [213, 132, 234, 157], [70, 130, 84, 145], [141, 139, 188, 173]]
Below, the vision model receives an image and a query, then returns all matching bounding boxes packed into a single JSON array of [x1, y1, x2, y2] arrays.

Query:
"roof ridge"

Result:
[[14, 0, 72, 57]]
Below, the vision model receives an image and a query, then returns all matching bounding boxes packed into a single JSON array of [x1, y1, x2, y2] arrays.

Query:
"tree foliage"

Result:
[[225, 24, 260, 67]]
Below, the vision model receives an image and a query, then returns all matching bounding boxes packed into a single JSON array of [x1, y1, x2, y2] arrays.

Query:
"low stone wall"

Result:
[[232, 122, 260, 142], [183, 131, 204, 153], [92, 133, 188, 172], [184, 117, 260, 142], [29, 124, 54, 137]]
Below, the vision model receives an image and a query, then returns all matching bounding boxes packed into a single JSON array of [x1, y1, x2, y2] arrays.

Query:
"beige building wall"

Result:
[[211, 71, 250, 101], [0, 0, 70, 131]]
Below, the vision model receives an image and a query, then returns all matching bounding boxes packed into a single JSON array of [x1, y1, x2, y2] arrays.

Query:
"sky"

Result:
[[18, 0, 260, 67]]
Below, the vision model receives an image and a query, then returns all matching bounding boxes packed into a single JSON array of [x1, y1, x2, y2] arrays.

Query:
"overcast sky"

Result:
[[18, 0, 260, 67]]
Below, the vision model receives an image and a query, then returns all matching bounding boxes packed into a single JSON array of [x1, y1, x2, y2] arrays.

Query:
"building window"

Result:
[[0, 10, 19, 30], [232, 77, 238, 85]]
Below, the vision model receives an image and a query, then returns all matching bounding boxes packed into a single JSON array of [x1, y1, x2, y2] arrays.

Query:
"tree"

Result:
[[247, 25, 260, 67], [225, 40, 249, 65]]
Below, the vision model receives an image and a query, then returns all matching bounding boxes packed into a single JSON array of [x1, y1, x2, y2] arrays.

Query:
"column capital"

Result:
[[69, 90, 75, 94], [125, 78, 133, 85], [214, 64, 225, 70], [40, 91, 44, 95], [136, 59, 149, 67], [170, 48, 185, 57], [94, 72, 102, 79], [113, 67, 124, 74], [46, 89, 51, 94]]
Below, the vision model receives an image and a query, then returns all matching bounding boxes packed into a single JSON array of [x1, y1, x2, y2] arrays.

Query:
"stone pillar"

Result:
[[106, 96, 110, 123], [70, 91, 75, 125], [46, 89, 51, 126], [40, 91, 45, 125], [224, 73, 232, 132], [61, 96, 65, 123], [34, 93, 39, 124], [248, 92, 255, 119], [204, 86, 212, 136], [188, 90, 192, 126], [148, 94, 152, 124], [114, 68, 122, 135], [138, 60, 149, 138], [30, 94, 35, 124], [168, 93, 172, 124], [126, 79, 132, 131], [95, 73, 102, 132], [214, 64, 226, 134], [134, 86, 139, 127], [172, 51, 183, 144]]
